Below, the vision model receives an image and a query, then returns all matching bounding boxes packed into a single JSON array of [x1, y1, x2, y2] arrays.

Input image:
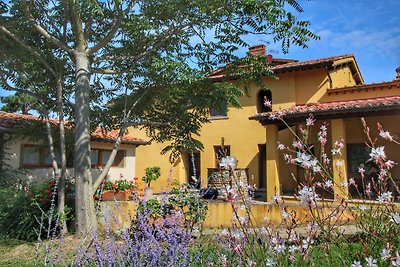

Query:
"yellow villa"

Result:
[[129, 45, 400, 227]]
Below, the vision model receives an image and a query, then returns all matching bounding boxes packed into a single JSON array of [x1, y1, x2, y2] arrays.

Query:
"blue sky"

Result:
[[1, 1, 399, 105], [241, 0, 400, 84]]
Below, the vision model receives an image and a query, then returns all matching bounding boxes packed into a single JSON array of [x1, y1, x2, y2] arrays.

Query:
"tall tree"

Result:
[[0, 0, 318, 235]]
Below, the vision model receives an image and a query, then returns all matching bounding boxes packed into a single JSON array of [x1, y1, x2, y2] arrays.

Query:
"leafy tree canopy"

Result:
[[0, 0, 318, 233]]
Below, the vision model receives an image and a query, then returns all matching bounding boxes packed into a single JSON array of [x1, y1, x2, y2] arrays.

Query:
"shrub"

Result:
[[0, 177, 75, 241], [142, 166, 161, 187]]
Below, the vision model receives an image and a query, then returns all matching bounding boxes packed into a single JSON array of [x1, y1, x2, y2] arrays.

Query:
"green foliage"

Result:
[[137, 199, 171, 220], [142, 166, 161, 187], [0, 178, 75, 241], [1, 0, 319, 163], [169, 185, 208, 232]]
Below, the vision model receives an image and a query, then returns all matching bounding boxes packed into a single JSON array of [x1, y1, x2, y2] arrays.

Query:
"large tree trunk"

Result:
[[74, 51, 97, 235]]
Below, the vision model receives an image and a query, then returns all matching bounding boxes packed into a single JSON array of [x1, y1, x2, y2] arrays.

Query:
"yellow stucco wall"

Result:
[[128, 62, 365, 193]]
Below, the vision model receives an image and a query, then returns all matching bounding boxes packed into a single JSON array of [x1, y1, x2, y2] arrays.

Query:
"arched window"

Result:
[[257, 90, 272, 113]]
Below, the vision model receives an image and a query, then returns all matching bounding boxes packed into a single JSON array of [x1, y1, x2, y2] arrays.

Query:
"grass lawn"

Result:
[[0, 236, 83, 267], [0, 239, 37, 266]]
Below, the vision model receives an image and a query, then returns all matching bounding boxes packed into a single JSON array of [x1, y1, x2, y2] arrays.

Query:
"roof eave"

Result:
[[90, 138, 149, 146], [250, 104, 400, 126]]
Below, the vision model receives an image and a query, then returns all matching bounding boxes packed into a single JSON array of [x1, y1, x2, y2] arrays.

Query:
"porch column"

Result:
[[331, 119, 349, 201], [265, 124, 280, 202]]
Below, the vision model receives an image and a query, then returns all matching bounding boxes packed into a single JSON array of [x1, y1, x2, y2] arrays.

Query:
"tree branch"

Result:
[[0, 76, 47, 102], [91, 68, 122, 75], [67, 0, 86, 51], [87, 0, 138, 56], [92, 90, 148, 193], [0, 25, 57, 77], [21, 0, 74, 54]]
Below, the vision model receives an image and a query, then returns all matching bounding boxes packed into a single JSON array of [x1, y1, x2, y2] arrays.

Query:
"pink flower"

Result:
[[306, 114, 315, 126]]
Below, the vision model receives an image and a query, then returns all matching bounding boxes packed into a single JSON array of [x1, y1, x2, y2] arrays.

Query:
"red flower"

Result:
[[134, 177, 138, 181], [112, 183, 117, 189]]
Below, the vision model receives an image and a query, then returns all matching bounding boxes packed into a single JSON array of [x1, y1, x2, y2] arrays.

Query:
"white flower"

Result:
[[221, 229, 229, 236], [390, 213, 400, 224], [379, 130, 393, 141], [292, 140, 303, 149], [336, 160, 344, 167], [220, 254, 227, 266], [306, 115, 315, 126], [301, 237, 314, 249], [264, 96, 272, 108], [324, 180, 333, 188], [377, 191, 393, 203], [288, 231, 298, 242], [272, 195, 282, 201], [260, 227, 268, 235], [358, 166, 365, 175], [266, 259, 275, 266], [391, 252, 400, 266], [369, 146, 386, 163], [298, 186, 318, 208], [351, 261, 362, 267], [277, 143, 286, 150], [381, 247, 391, 260], [282, 211, 291, 220], [247, 259, 256, 266], [295, 152, 319, 170], [365, 257, 378, 267], [263, 216, 270, 222], [384, 160, 396, 169], [359, 205, 367, 211], [288, 245, 300, 253], [239, 216, 248, 225], [274, 243, 286, 254]]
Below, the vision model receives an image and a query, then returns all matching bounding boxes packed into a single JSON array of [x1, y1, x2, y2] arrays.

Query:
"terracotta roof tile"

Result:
[[207, 54, 357, 80], [0, 111, 147, 145], [251, 95, 400, 121], [90, 127, 147, 144], [271, 54, 354, 72]]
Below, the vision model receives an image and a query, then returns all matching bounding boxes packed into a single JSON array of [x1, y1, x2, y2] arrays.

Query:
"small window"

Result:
[[21, 145, 41, 167], [90, 150, 99, 165], [210, 101, 228, 117], [21, 144, 62, 168], [347, 144, 370, 174], [257, 90, 272, 113], [91, 149, 126, 167]]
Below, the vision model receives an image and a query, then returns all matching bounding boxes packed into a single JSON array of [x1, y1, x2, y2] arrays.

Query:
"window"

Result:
[[347, 144, 370, 174], [90, 149, 126, 167], [210, 100, 228, 117], [21, 144, 61, 168], [257, 90, 272, 113], [21, 145, 41, 167]]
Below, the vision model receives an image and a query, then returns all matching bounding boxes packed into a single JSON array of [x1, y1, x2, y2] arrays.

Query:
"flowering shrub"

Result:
[[0, 177, 75, 240], [99, 178, 138, 192], [94, 176, 139, 200]]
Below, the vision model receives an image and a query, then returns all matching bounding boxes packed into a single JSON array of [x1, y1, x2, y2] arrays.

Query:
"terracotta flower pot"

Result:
[[101, 190, 132, 201]]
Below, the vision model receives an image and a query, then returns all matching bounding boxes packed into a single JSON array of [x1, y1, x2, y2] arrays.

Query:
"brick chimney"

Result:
[[396, 66, 400, 80], [248, 44, 266, 56]]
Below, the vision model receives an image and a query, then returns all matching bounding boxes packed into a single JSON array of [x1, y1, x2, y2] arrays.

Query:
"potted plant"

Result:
[[96, 178, 137, 201], [142, 166, 161, 199]]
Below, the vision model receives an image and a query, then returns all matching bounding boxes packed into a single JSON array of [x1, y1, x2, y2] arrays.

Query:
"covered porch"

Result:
[[250, 95, 400, 204]]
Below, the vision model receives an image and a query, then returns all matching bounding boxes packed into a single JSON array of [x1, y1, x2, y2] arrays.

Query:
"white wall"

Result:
[[3, 136, 137, 184]]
